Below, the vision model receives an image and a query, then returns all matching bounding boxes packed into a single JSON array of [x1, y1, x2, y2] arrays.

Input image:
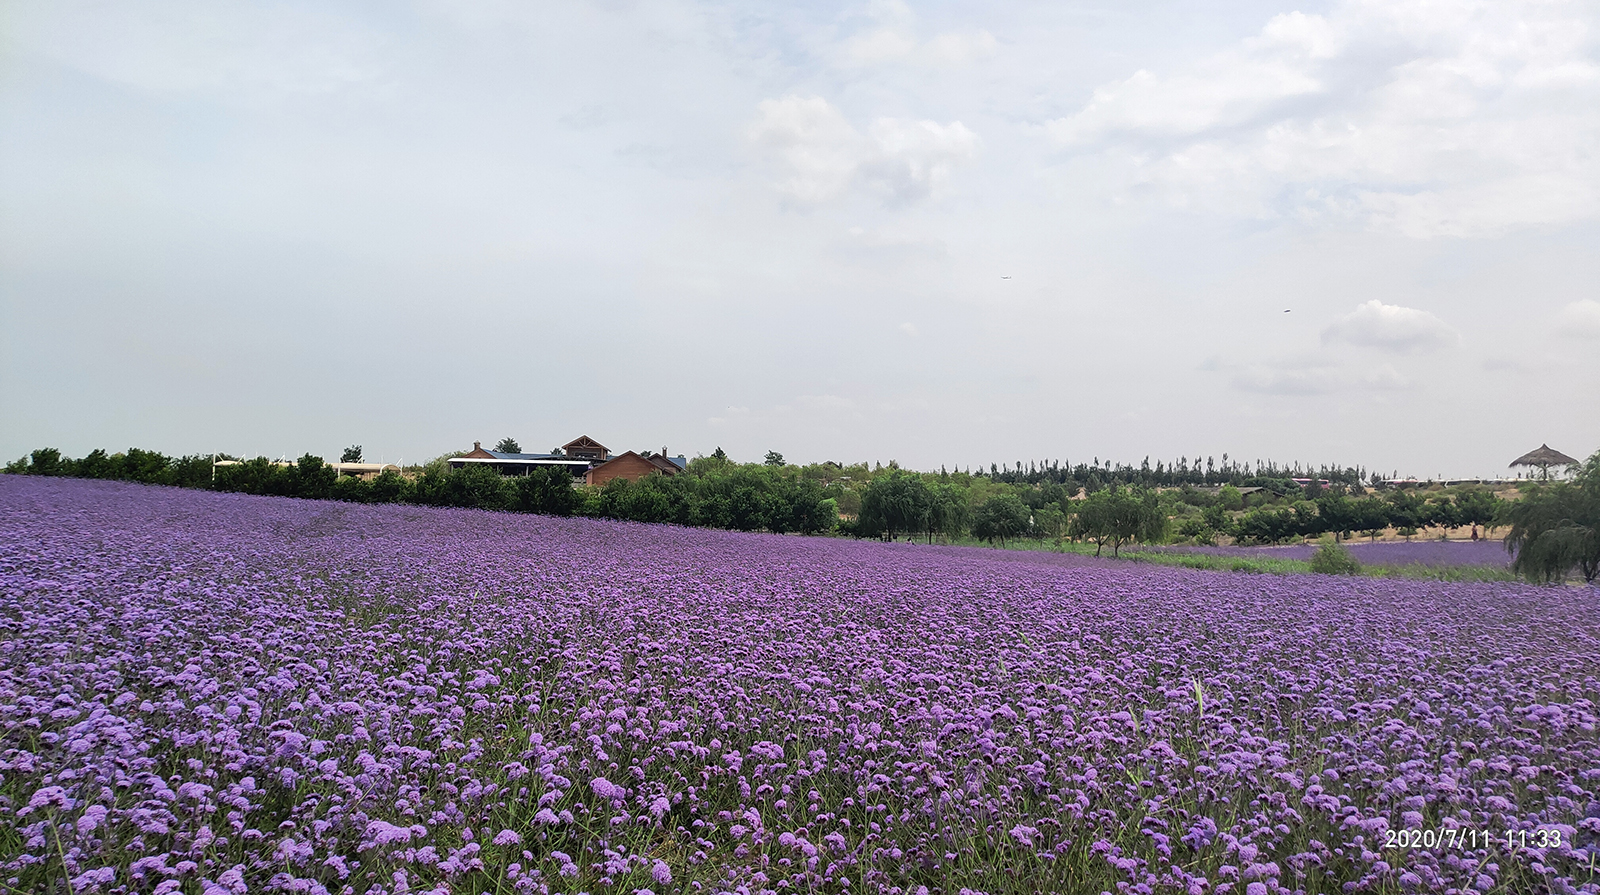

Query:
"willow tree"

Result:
[[1505, 451, 1600, 584]]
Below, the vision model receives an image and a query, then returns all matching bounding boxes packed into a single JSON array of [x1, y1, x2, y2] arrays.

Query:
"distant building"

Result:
[[561, 436, 610, 462], [329, 462, 401, 480], [448, 441, 591, 478], [585, 450, 688, 486]]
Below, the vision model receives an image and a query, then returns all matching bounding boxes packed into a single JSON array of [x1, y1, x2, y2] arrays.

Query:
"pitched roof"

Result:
[[645, 454, 688, 473], [1509, 444, 1579, 468]]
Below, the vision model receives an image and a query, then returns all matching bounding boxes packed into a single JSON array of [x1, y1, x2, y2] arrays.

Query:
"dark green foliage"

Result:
[[494, 437, 520, 454], [514, 466, 580, 516], [168, 455, 214, 489], [1385, 488, 1426, 533], [341, 445, 363, 463], [858, 469, 931, 540], [213, 458, 289, 495], [1309, 540, 1361, 575], [24, 448, 65, 476], [1068, 487, 1166, 556], [291, 454, 336, 500], [580, 463, 835, 535], [1352, 496, 1391, 541], [1505, 452, 1600, 584], [972, 493, 1029, 547], [764, 451, 784, 467], [368, 469, 408, 504], [331, 475, 373, 503], [1453, 490, 1502, 530], [1235, 506, 1300, 545], [436, 463, 512, 510], [1216, 485, 1244, 511]]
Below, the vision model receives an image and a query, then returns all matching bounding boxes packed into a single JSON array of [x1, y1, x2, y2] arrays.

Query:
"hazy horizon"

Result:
[[4, 0, 1597, 481]]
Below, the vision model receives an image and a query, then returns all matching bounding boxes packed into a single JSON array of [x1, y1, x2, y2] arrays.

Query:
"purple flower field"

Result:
[[2, 477, 1598, 895], [1147, 541, 1513, 569]]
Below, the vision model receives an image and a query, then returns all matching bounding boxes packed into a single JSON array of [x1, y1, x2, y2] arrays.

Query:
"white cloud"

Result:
[[1052, 13, 1335, 145], [1048, 0, 1600, 237], [747, 96, 865, 203], [1322, 300, 1460, 352], [1559, 299, 1600, 338], [748, 96, 978, 204]]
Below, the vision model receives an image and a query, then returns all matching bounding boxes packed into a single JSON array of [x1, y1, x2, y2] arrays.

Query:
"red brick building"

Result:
[[585, 451, 688, 486]]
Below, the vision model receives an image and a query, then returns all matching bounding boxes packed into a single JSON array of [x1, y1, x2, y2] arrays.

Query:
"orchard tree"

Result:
[[1069, 487, 1166, 556]]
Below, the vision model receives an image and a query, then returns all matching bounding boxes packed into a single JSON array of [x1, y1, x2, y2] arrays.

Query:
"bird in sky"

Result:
[[1001, 276, 1012, 280], [1283, 309, 1291, 313]]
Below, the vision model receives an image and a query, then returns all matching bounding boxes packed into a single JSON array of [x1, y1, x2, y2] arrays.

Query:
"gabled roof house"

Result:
[[585, 450, 688, 486], [447, 442, 592, 477]]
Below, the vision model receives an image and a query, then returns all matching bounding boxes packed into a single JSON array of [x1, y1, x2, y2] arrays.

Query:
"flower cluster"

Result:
[[1, 476, 1596, 894]]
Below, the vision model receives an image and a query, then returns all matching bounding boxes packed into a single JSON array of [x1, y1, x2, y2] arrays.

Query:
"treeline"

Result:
[[3, 448, 836, 535], [3, 447, 214, 488], [0, 444, 1528, 549], [843, 468, 1507, 551], [970, 455, 1375, 489], [1189, 486, 1504, 545]]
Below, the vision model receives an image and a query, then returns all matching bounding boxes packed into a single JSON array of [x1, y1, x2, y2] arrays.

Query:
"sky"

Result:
[[2, 0, 1597, 479]]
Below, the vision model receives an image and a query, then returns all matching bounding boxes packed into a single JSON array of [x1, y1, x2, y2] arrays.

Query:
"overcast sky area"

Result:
[[3, 0, 1597, 478]]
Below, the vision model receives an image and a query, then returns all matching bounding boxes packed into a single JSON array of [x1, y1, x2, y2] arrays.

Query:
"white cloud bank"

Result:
[[1049, 0, 1600, 238], [748, 95, 979, 204], [1322, 300, 1460, 353]]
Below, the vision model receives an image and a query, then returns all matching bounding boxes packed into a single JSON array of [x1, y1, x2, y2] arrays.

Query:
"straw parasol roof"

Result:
[[1509, 444, 1578, 478]]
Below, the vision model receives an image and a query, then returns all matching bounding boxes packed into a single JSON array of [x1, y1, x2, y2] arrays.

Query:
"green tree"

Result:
[[1068, 487, 1166, 556], [122, 448, 173, 485], [858, 469, 931, 540], [168, 455, 213, 489], [1425, 496, 1461, 534], [927, 483, 972, 544], [1504, 451, 1600, 584], [1235, 506, 1297, 545], [331, 475, 373, 503], [1217, 485, 1244, 512], [25, 448, 65, 476], [514, 465, 580, 516], [368, 469, 408, 503], [972, 492, 1029, 547], [438, 463, 511, 510], [764, 450, 784, 467], [494, 437, 521, 454], [341, 445, 363, 463], [1385, 488, 1426, 534], [1454, 490, 1503, 537], [1315, 493, 1357, 540], [291, 454, 336, 500], [1351, 496, 1391, 541]]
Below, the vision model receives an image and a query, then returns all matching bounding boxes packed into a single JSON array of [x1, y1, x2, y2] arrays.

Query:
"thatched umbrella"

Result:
[[1509, 444, 1579, 480]]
